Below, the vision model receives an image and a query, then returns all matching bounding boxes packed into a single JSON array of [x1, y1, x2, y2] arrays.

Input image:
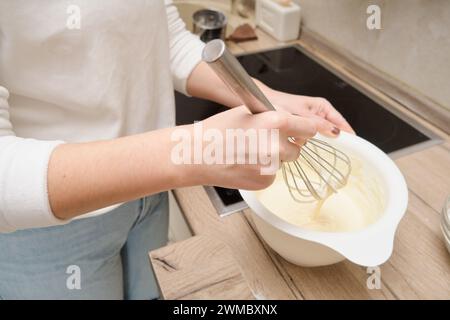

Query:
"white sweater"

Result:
[[0, 1, 205, 232]]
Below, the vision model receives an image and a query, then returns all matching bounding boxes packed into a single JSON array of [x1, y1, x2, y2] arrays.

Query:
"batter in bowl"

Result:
[[256, 156, 385, 232]]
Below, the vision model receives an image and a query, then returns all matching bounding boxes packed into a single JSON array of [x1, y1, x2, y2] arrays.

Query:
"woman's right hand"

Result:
[[183, 106, 318, 190], [46, 106, 318, 220]]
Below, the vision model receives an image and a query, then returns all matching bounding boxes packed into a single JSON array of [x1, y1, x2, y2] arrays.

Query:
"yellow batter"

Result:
[[256, 157, 385, 232]]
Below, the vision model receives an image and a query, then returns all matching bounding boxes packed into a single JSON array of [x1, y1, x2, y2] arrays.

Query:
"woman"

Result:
[[0, 1, 353, 299]]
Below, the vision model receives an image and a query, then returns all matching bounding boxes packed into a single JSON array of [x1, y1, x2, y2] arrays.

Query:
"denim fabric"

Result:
[[0, 192, 169, 300]]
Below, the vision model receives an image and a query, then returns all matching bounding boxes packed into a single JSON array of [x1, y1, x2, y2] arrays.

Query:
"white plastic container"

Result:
[[240, 132, 409, 267], [255, 0, 301, 42]]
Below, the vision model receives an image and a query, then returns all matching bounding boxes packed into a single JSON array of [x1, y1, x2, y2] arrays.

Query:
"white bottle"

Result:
[[255, 0, 301, 42]]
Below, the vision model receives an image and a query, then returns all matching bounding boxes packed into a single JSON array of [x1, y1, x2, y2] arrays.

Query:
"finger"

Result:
[[280, 140, 301, 162], [255, 110, 317, 139], [305, 114, 341, 137], [326, 110, 354, 134], [320, 99, 355, 134], [284, 114, 317, 139], [289, 137, 306, 147], [304, 97, 355, 134]]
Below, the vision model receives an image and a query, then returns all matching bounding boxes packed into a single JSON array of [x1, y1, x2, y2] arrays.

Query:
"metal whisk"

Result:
[[202, 39, 351, 202]]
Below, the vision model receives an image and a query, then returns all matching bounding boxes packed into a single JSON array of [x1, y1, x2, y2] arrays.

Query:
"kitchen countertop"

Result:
[[150, 27, 450, 300]]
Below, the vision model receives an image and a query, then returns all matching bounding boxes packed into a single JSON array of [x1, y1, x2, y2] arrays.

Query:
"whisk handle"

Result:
[[202, 39, 276, 114]]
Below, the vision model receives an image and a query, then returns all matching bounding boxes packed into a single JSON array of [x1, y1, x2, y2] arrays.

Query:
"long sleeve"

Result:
[[165, 0, 205, 95], [0, 86, 66, 233]]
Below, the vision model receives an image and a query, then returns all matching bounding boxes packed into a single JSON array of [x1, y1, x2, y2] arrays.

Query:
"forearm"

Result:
[[186, 61, 275, 108], [48, 126, 198, 220], [48, 59, 272, 221]]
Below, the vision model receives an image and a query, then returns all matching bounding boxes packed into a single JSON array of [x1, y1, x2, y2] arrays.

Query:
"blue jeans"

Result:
[[0, 192, 169, 300]]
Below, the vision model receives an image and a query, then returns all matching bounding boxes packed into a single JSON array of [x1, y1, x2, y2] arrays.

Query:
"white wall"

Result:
[[293, 0, 450, 113]]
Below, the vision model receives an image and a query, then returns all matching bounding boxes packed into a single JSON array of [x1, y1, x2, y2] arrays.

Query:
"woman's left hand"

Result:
[[188, 62, 355, 137], [264, 88, 355, 137]]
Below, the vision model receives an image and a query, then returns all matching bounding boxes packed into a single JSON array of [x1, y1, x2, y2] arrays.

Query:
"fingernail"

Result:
[[331, 126, 340, 136]]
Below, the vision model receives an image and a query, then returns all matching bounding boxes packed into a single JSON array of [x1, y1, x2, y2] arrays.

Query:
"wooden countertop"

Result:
[[150, 28, 450, 300]]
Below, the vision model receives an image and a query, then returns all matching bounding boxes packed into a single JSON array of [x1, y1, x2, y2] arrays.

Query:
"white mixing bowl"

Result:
[[240, 132, 408, 267]]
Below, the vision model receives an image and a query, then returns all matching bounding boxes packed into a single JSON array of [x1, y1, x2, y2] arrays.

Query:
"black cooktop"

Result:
[[175, 46, 432, 207]]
